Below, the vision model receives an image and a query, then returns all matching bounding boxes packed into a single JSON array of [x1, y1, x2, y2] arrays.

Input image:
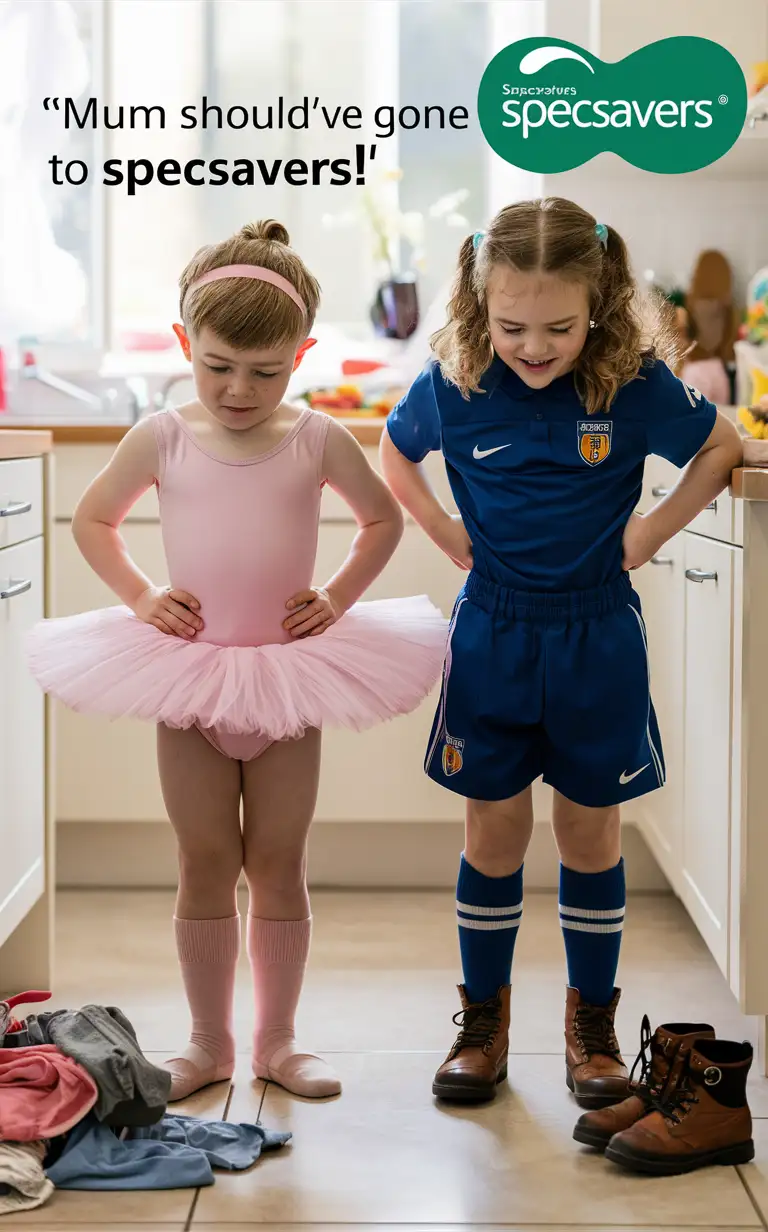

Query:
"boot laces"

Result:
[[651, 1075, 699, 1126], [628, 1014, 666, 1100], [575, 1001, 622, 1063], [450, 996, 502, 1058]]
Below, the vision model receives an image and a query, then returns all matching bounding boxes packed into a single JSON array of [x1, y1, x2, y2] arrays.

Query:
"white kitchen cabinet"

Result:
[[0, 538, 46, 939], [632, 533, 685, 885], [634, 465, 768, 1050], [54, 521, 170, 822], [680, 534, 738, 976], [0, 439, 51, 995], [0, 459, 44, 549]]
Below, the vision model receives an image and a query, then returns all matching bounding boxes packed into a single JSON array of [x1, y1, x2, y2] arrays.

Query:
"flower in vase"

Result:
[[322, 173, 469, 278]]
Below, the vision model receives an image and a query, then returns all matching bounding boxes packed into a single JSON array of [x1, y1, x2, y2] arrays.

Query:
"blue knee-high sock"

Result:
[[559, 859, 625, 1007], [457, 854, 523, 1005]]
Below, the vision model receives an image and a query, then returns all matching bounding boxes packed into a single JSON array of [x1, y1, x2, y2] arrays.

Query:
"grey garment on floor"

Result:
[[13, 1006, 171, 1127], [45, 1114, 291, 1190], [0, 1141, 54, 1217]]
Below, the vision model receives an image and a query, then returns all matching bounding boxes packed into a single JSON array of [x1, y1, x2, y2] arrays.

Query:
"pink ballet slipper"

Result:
[[254, 1041, 341, 1099], [164, 1047, 235, 1102]]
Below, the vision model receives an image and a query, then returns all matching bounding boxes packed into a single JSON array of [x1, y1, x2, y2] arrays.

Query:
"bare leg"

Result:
[[465, 786, 535, 876], [551, 792, 621, 874], [242, 729, 339, 1097], [157, 723, 244, 1098]]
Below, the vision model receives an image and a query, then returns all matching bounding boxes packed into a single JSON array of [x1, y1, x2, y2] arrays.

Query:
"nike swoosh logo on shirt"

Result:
[[619, 765, 650, 785], [473, 443, 512, 459]]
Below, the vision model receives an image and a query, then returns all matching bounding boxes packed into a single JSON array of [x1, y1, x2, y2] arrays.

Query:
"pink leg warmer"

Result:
[[248, 914, 341, 1098], [164, 915, 241, 1101]]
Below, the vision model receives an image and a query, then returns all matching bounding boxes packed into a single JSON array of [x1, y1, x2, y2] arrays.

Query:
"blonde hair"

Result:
[[431, 197, 679, 415], [179, 219, 321, 349]]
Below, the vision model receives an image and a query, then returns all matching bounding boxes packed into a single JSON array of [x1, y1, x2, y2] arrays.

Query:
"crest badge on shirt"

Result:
[[577, 420, 613, 466]]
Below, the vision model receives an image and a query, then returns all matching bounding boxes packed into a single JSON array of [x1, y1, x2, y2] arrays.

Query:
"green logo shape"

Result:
[[478, 36, 747, 174]]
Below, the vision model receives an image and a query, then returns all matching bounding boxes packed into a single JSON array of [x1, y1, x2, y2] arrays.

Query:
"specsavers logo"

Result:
[[478, 37, 747, 173]]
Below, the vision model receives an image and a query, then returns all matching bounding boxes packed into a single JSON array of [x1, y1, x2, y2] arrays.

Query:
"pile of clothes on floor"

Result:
[[0, 991, 289, 1217]]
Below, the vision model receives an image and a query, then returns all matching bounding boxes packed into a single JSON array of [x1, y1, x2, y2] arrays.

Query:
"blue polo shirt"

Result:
[[385, 354, 717, 592]]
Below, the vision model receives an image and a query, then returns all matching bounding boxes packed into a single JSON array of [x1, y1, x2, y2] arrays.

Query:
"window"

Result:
[[0, 0, 104, 349], [10, 0, 489, 355]]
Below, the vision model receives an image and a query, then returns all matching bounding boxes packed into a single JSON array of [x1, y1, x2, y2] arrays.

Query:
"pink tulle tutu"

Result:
[[26, 596, 448, 740]]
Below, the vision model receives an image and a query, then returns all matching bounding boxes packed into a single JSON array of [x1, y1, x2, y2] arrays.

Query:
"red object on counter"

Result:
[[0, 347, 6, 411], [341, 359, 386, 376]]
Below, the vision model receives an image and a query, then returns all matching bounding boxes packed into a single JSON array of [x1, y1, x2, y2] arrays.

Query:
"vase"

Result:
[[370, 274, 419, 340]]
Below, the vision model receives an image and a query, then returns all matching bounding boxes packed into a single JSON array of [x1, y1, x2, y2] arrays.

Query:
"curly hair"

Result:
[[179, 219, 321, 350], [431, 197, 680, 415]]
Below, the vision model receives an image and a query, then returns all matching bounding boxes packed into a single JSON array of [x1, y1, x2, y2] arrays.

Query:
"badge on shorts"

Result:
[[577, 419, 613, 466], [442, 736, 464, 776]]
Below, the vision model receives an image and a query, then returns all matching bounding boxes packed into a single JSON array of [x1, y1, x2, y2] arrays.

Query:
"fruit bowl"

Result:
[[301, 383, 402, 417]]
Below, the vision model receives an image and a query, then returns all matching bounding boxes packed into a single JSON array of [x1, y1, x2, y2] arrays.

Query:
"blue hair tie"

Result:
[[472, 230, 486, 251], [595, 222, 609, 250]]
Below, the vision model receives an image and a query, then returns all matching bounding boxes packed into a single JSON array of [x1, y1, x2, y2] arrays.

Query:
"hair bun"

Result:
[[240, 219, 290, 245]]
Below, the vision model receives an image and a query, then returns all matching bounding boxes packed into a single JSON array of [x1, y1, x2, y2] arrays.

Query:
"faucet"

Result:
[[126, 377, 150, 424], [155, 372, 192, 412], [19, 348, 105, 411]]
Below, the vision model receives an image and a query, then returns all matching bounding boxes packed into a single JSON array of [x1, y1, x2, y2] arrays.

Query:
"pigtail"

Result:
[[577, 224, 680, 414], [431, 234, 494, 398]]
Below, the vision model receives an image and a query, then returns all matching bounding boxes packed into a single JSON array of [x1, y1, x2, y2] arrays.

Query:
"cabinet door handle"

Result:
[[0, 500, 32, 518], [706, 499, 717, 512], [0, 578, 32, 600], [650, 556, 674, 566], [685, 568, 718, 584], [651, 486, 671, 498]]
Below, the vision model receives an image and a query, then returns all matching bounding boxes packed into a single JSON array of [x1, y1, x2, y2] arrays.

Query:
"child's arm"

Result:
[[72, 418, 203, 639], [283, 420, 404, 638], [624, 411, 743, 569], [380, 428, 473, 570]]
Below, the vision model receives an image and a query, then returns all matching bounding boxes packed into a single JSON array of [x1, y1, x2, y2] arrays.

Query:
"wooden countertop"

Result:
[[0, 429, 52, 459], [0, 417, 386, 447], [731, 467, 768, 501], [4, 421, 766, 501]]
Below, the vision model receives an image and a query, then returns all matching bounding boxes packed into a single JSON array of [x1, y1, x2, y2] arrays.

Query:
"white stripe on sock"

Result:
[[558, 904, 625, 921], [458, 916, 522, 931], [561, 919, 624, 934], [457, 900, 523, 917]]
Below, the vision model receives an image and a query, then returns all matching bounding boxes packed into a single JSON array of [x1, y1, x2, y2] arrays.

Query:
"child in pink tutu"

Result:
[[28, 218, 447, 1101]]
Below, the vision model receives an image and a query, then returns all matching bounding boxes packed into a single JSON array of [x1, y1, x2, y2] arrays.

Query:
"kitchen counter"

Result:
[[0, 429, 52, 458], [0, 416, 386, 447], [731, 467, 768, 501], [4, 421, 764, 499]]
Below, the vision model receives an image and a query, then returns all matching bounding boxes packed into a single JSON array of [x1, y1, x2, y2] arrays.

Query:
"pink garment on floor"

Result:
[[0, 1045, 98, 1141], [26, 409, 447, 750]]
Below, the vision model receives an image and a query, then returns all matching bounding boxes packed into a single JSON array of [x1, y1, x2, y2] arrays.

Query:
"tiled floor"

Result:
[[3, 887, 767, 1230]]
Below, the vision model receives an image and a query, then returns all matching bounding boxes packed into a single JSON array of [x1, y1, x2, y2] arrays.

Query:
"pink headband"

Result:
[[185, 264, 306, 315]]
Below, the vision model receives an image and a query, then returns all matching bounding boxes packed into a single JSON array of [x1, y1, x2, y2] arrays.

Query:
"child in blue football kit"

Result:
[[380, 197, 741, 1109]]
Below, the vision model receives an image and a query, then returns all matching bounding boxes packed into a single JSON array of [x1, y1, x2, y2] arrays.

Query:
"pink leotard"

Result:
[[152, 407, 329, 758]]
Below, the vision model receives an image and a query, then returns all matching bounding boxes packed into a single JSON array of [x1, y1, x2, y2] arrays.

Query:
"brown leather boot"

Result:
[[573, 1015, 716, 1149], [605, 1038, 755, 1174], [432, 985, 510, 1102], [565, 986, 629, 1109]]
